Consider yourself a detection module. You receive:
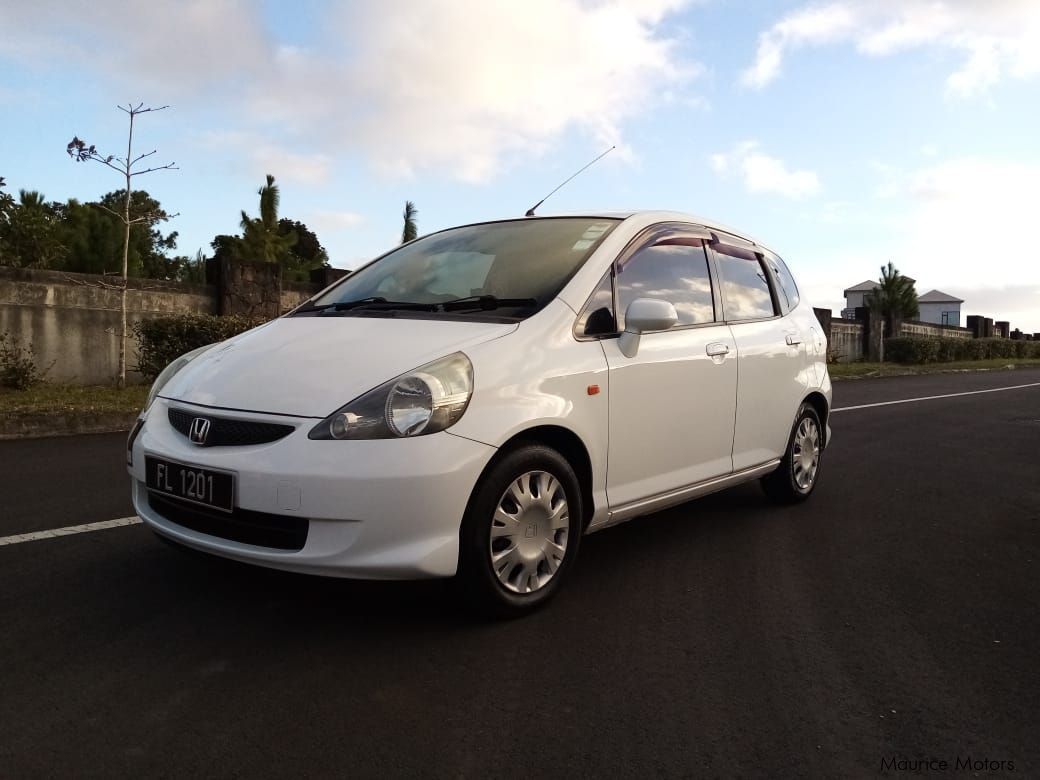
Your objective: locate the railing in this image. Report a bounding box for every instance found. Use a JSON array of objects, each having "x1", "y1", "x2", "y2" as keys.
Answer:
[{"x1": 900, "y1": 320, "x2": 973, "y2": 340}]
